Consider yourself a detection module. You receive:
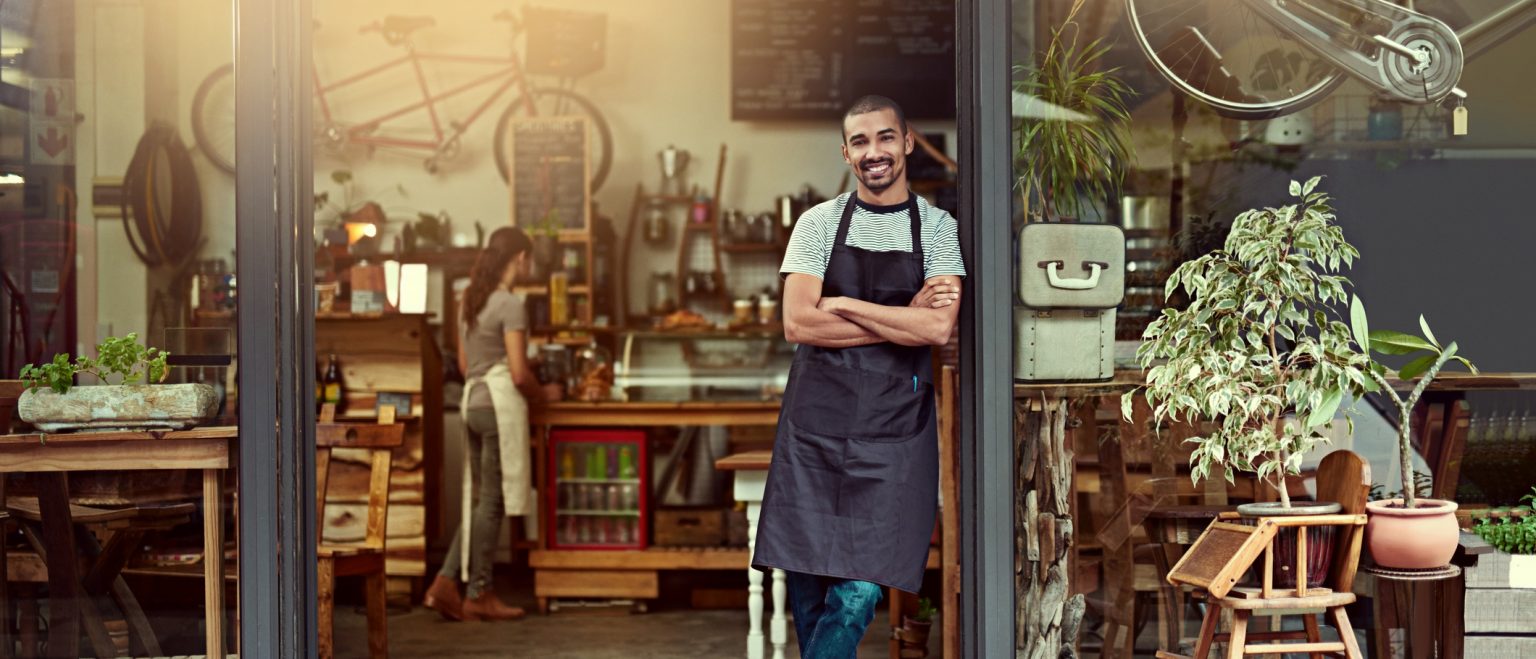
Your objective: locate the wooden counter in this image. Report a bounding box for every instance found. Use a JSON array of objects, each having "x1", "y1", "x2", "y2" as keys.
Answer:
[
  {"x1": 526, "y1": 399, "x2": 780, "y2": 613},
  {"x1": 530, "y1": 400, "x2": 781, "y2": 427}
]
